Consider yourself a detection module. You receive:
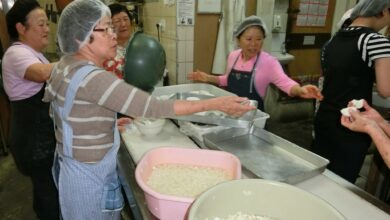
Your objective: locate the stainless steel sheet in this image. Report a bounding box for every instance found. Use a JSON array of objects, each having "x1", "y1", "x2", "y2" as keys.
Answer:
[
  {"x1": 152, "y1": 84, "x2": 269, "y2": 128},
  {"x1": 203, "y1": 127, "x2": 329, "y2": 184}
]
